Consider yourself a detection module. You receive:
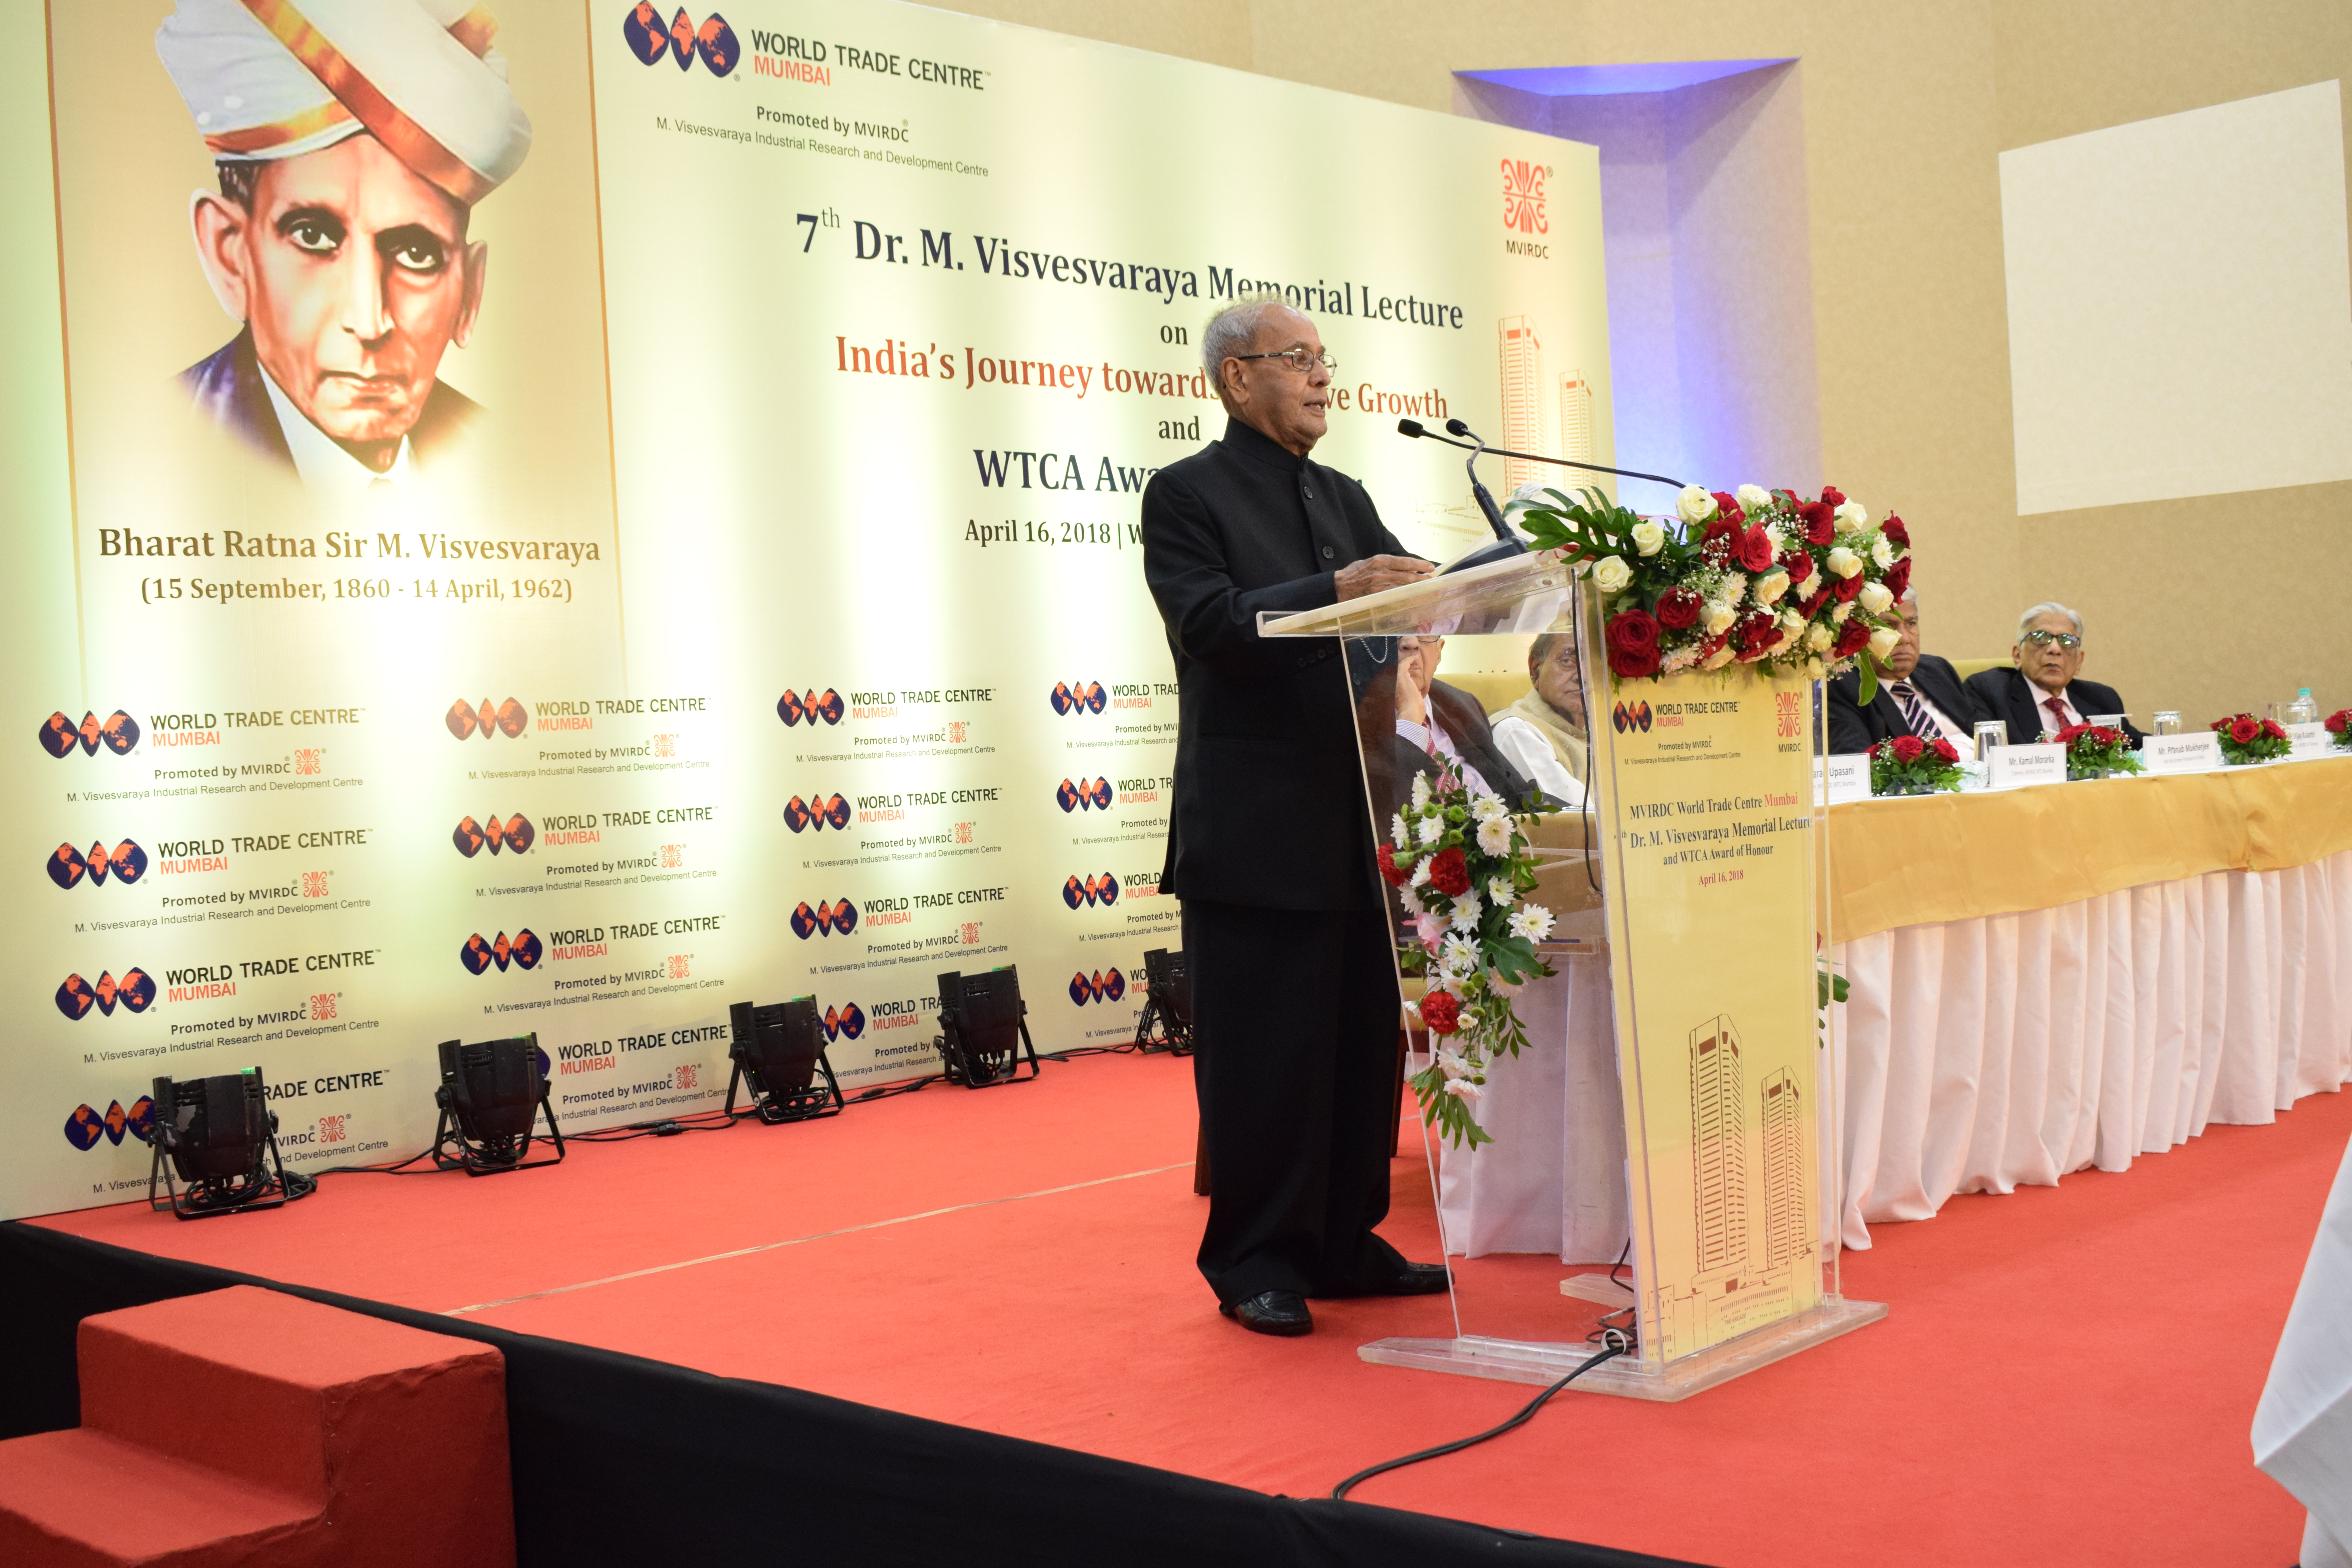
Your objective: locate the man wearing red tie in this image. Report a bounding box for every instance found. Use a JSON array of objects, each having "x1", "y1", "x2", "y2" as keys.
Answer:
[{"x1": 1964, "y1": 602, "x2": 2144, "y2": 748}]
